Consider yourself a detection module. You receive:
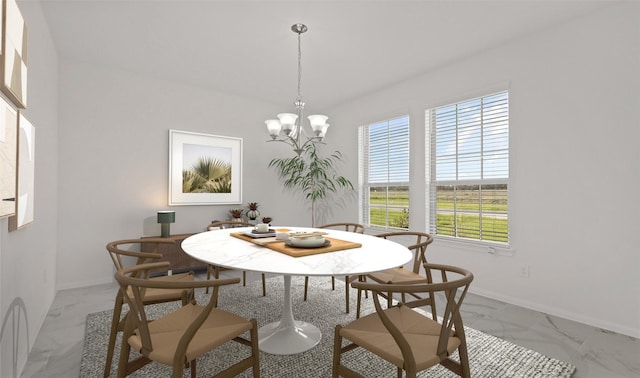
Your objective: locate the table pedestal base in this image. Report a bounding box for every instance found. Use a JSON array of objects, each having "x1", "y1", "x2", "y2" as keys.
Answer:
[
  {"x1": 258, "y1": 320, "x2": 321, "y2": 355},
  {"x1": 257, "y1": 275, "x2": 322, "y2": 354}
]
